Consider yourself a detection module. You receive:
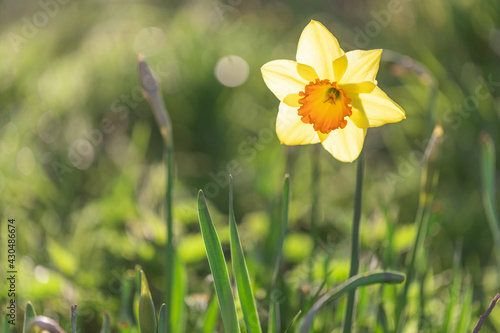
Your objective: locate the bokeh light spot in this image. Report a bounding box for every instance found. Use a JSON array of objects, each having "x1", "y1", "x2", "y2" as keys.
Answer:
[
  {"x1": 0, "y1": 171, "x2": 4, "y2": 194},
  {"x1": 215, "y1": 55, "x2": 249, "y2": 87},
  {"x1": 34, "y1": 265, "x2": 50, "y2": 284},
  {"x1": 1, "y1": 123, "x2": 19, "y2": 154},
  {"x1": 41, "y1": 210, "x2": 62, "y2": 236},
  {"x1": 16, "y1": 147, "x2": 36, "y2": 175},
  {"x1": 68, "y1": 139, "x2": 94, "y2": 170},
  {"x1": 489, "y1": 29, "x2": 500, "y2": 56},
  {"x1": 38, "y1": 110, "x2": 62, "y2": 143},
  {"x1": 134, "y1": 27, "x2": 165, "y2": 56}
]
